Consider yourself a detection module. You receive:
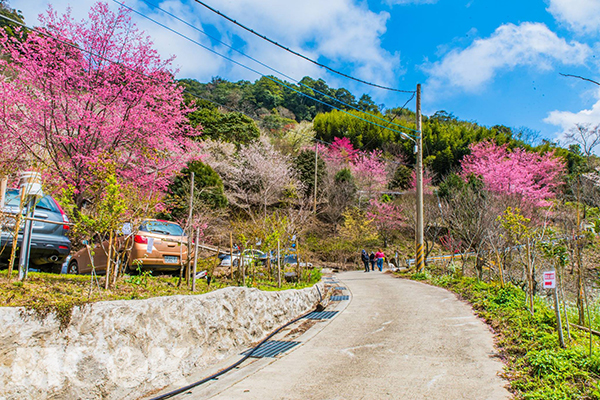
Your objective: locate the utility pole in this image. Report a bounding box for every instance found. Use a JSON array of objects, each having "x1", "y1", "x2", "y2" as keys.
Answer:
[
  {"x1": 415, "y1": 84, "x2": 424, "y2": 272},
  {"x1": 185, "y1": 172, "x2": 195, "y2": 285},
  {"x1": 313, "y1": 142, "x2": 319, "y2": 214}
]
